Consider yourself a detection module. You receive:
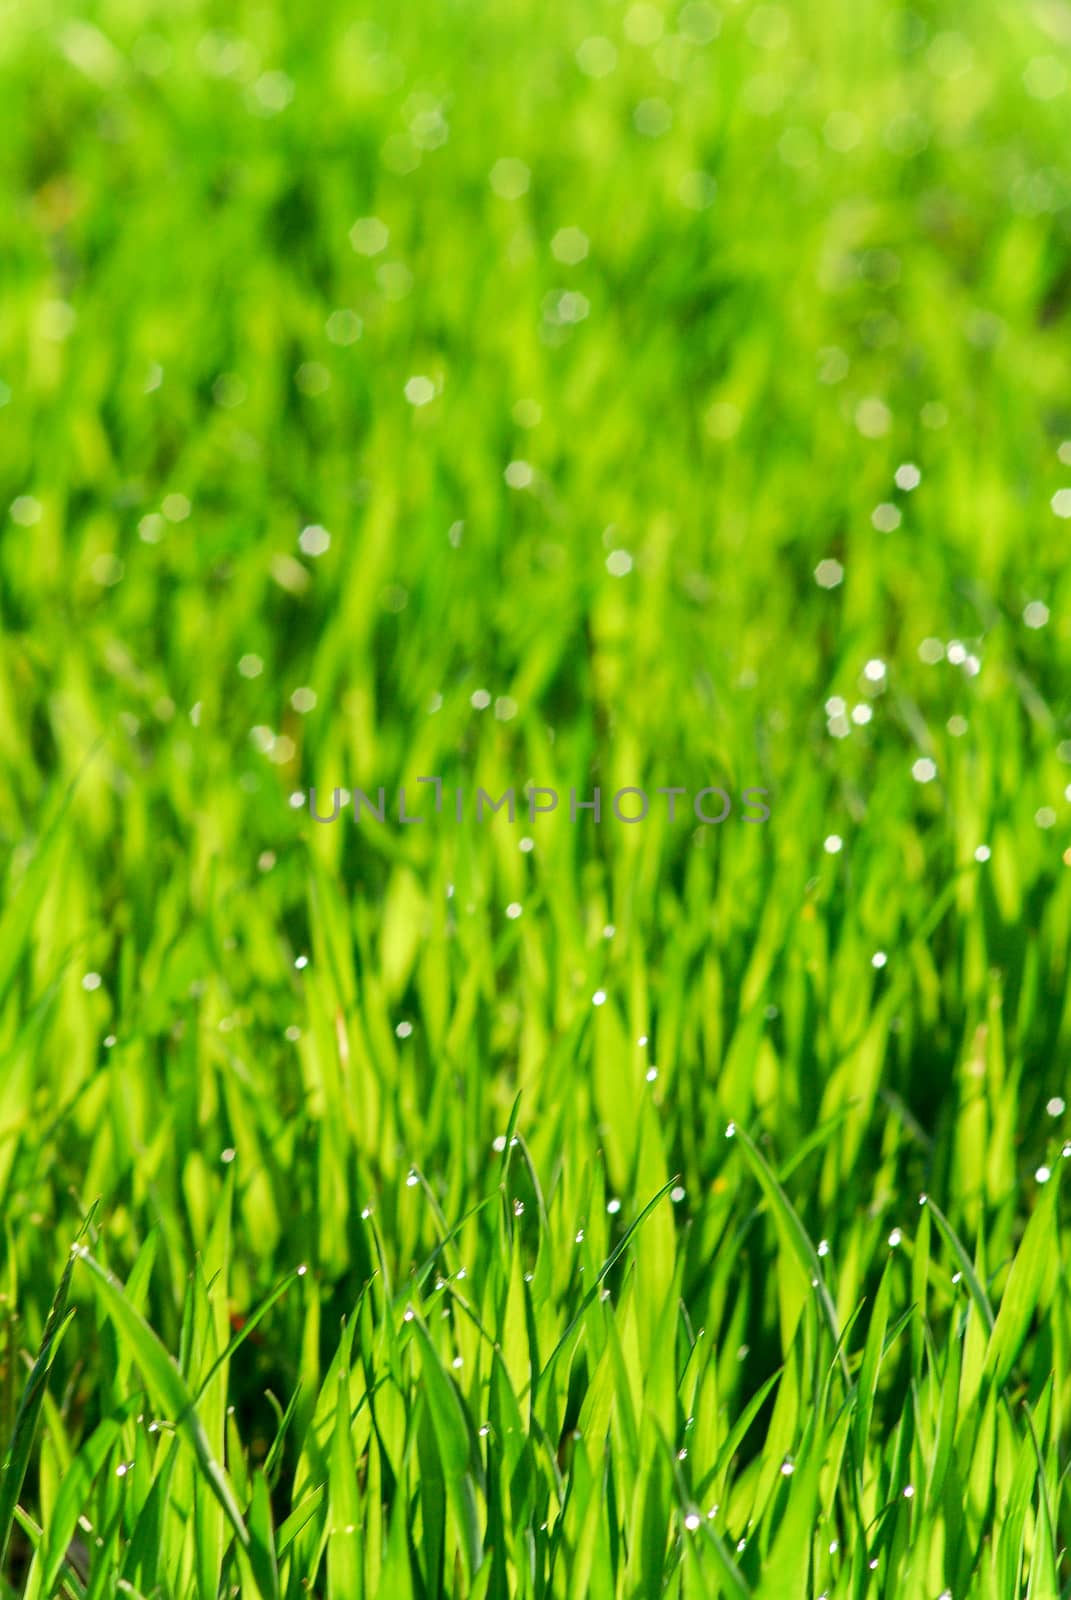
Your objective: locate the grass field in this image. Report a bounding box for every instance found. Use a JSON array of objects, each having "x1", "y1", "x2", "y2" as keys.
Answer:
[{"x1": 3, "y1": 0, "x2": 1071, "y2": 1595}]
